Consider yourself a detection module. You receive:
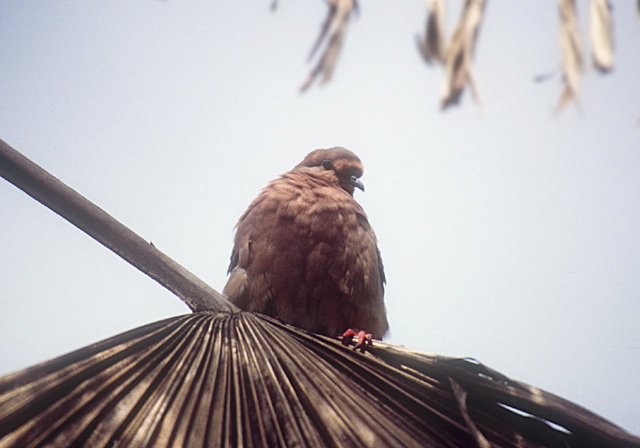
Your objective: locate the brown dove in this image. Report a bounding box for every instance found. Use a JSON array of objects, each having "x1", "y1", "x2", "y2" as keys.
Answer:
[{"x1": 223, "y1": 147, "x2": 388, "y2": 342}]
